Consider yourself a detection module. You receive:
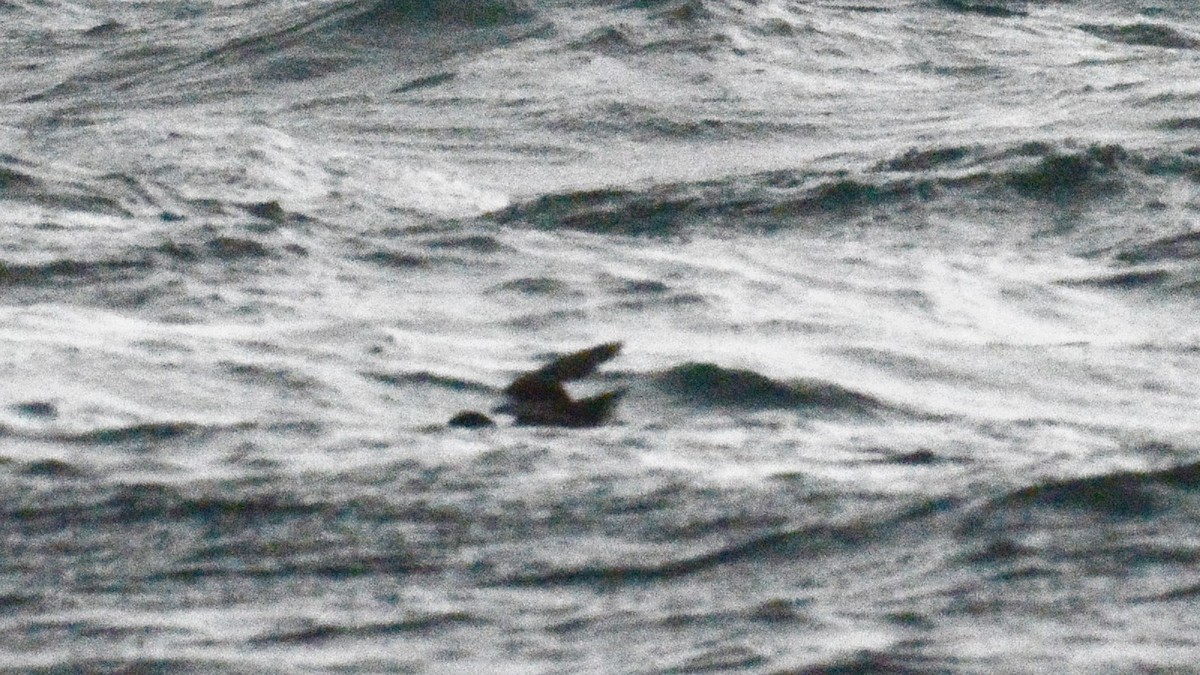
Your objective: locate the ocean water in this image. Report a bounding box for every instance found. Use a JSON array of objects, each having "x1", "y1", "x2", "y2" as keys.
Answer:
[{"x1": 2, "y1": 0, "x2": 1200, "y2": 672}]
